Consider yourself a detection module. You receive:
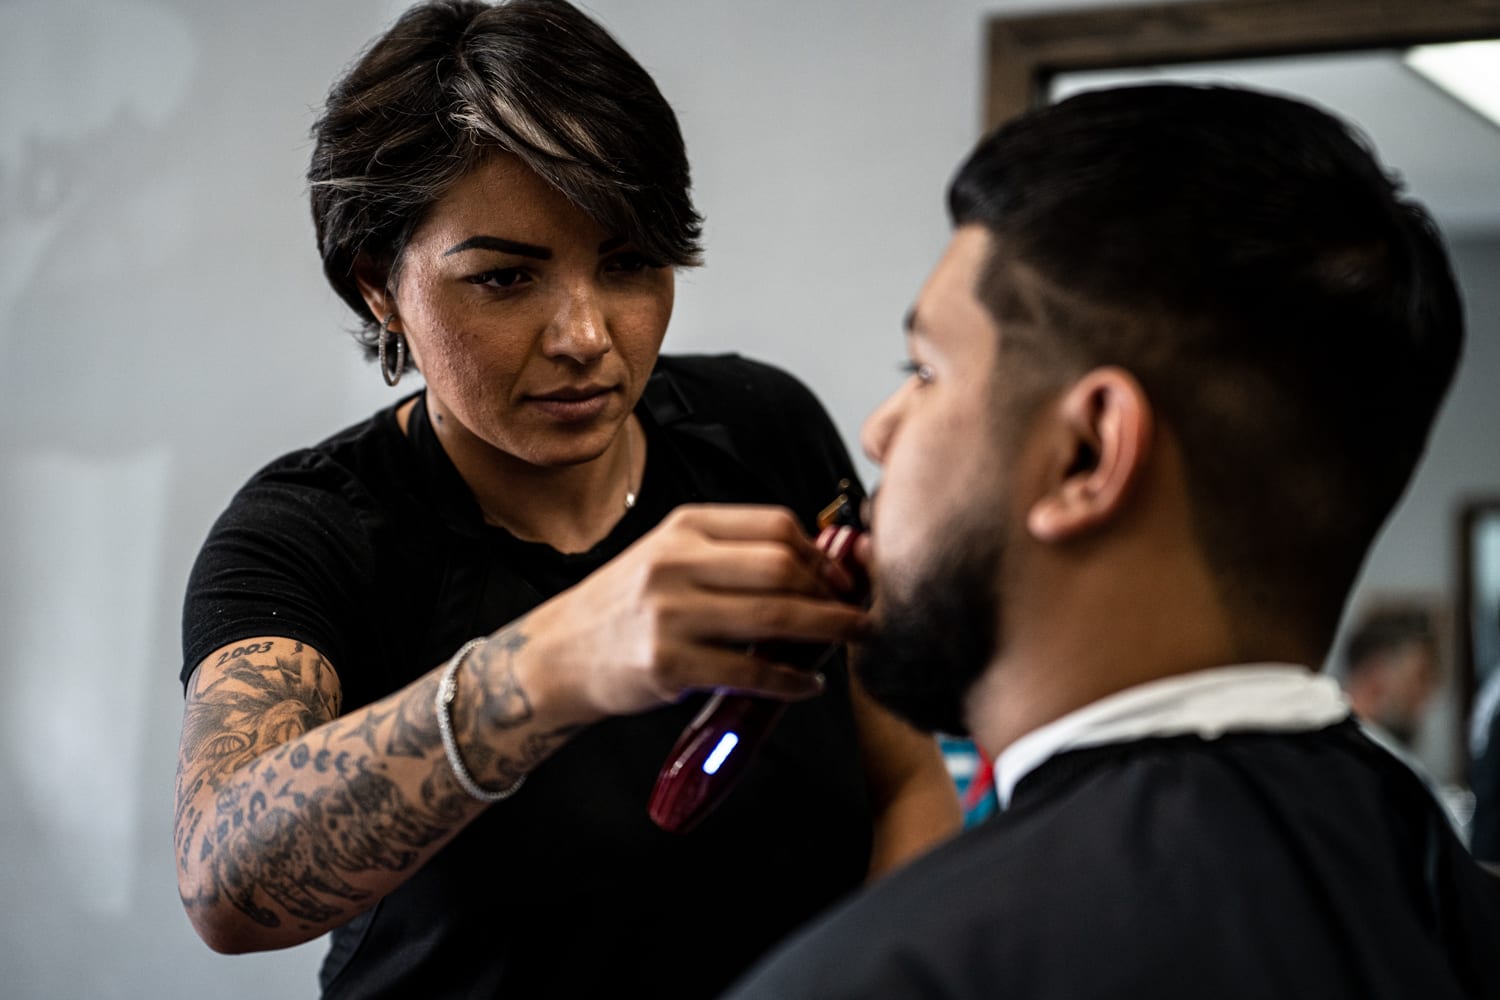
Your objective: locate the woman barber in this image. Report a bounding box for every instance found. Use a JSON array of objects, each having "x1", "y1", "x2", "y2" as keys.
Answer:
[{"x1": 172, "y1": 2, "x2": 961, "y2": 997}]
